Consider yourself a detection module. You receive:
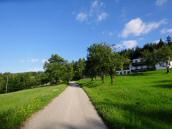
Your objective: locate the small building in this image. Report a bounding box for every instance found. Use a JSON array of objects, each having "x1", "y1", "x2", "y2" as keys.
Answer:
[
  {"x1": 116, "y1": 58, "x2": 153, "y2": 75},
  {"x1": 116, "y1": 63, "x2": 132, "y2": 75},
  {"x1": 116, "y1": 69, "x2": 131, "y2": 75},
  {"x1": 131, "y1": 58, "x2": 154, "y2": 72},
  {"x1": 155, "y1": 61, "x2": 172, "y2": 70},
  {"x1": 116, "y1": 58, "x2": 172, "y2": 75}
]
